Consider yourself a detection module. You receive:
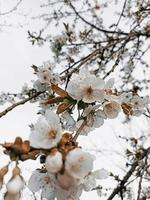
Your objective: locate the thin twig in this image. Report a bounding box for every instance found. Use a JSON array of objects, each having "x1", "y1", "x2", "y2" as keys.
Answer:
[
  {"x1": 68, "y1": 0, "x2": 128, "y2": 36},
  {"x1": 68, "y1": 0, "x2": 150, "y2": 38},
  {"x1": 0, "y1": 92, "x2": 43, "y2": 118},
  {"x1": 114, "y1": 0, "x2": 127, "y2": 31},
  {"x1": 136, "y1": 158, "x2": 148, "y2": 200},
  {"x1": 73, "y1": 120, "x2": 87, "y2": 141},
  {"x1": 60, "y1": 48, "x2": 100, "y2": 80},
  {"x1": 0, "y1": 0, "x2": 23, "y2": 16}
]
